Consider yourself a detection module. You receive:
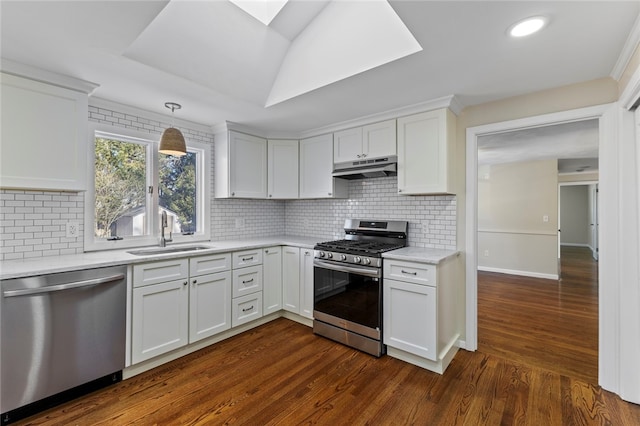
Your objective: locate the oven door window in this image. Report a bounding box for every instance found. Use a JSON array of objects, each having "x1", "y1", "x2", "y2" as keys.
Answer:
[{"x1": 314, "y1": 266, "x2": 381, "y2": 330}]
